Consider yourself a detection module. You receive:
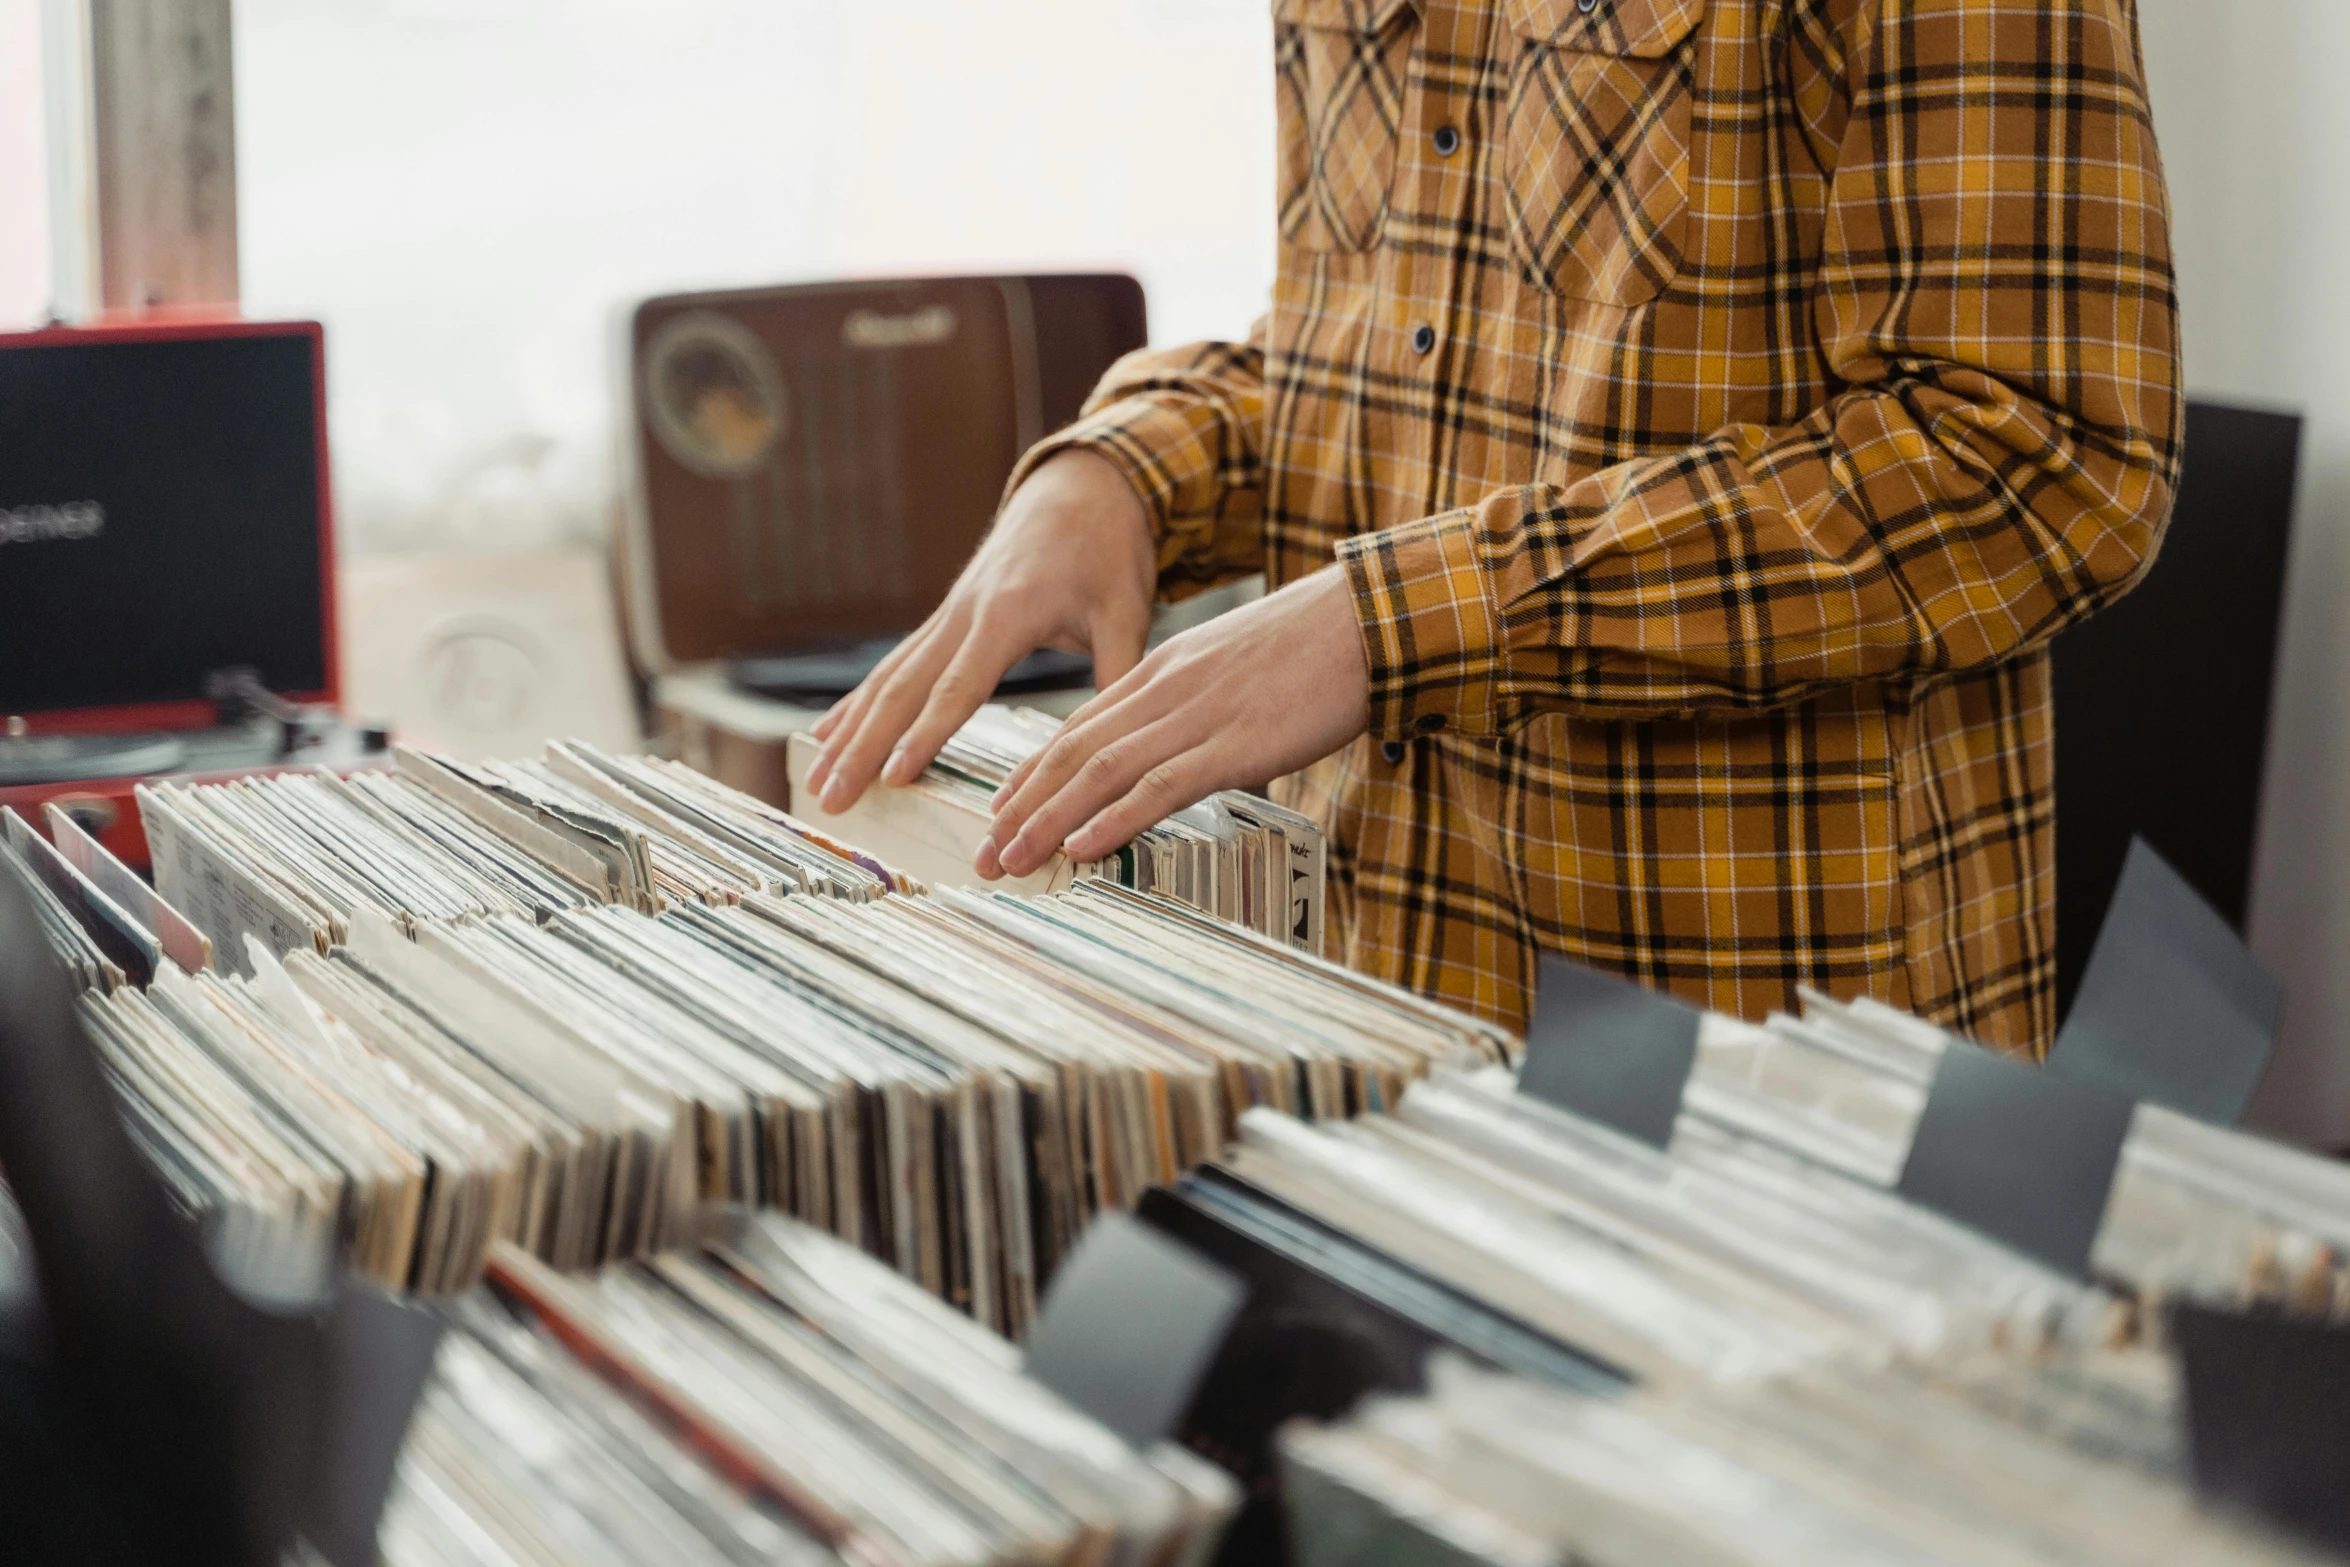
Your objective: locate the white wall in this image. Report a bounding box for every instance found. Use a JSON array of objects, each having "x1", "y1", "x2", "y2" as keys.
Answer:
[
  {"x1": 226, "y1": 0, "x2": 1275, "y2": 557},
  {"x1": 0, "y1": 1, "x2": 1273, "y2": 545},
  {"x1": 0, "y1": 0, "x2": 44, "y2": 322},
  {"x1": 2138, "y1": 0, "x2": 2350, "y2": 1145}
]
